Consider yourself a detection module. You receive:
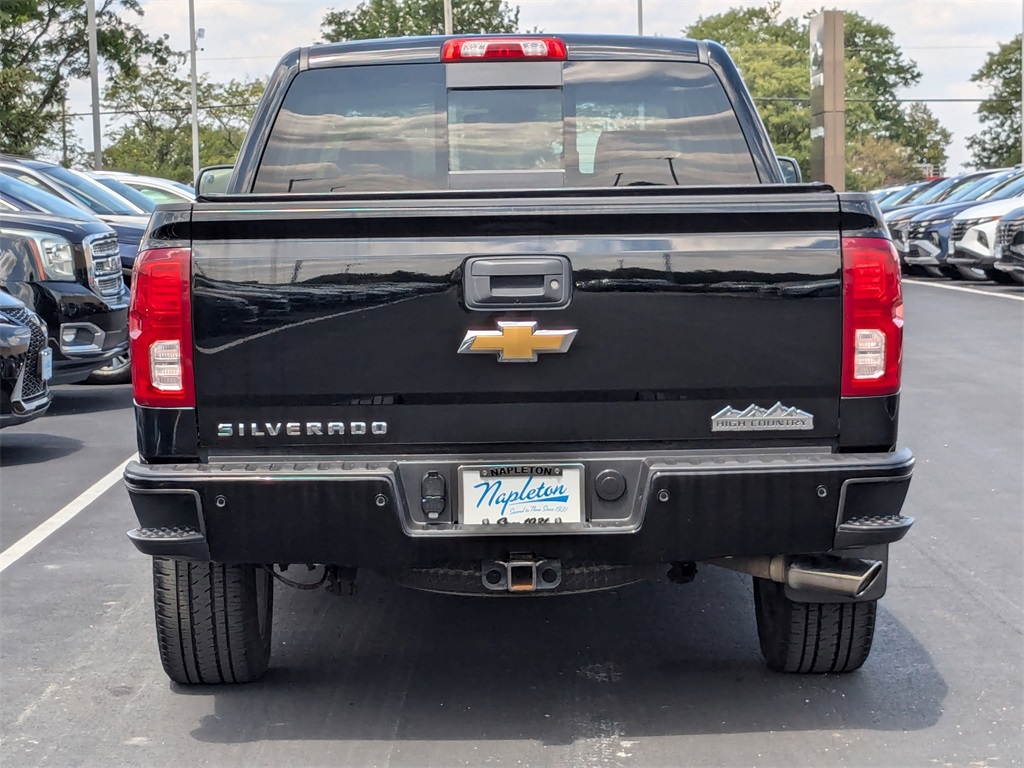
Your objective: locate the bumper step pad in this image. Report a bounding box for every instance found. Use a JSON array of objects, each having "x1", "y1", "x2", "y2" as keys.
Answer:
[
  {"x1": 128, "y1": 526, "x2": 208, "y2": 560},
  {"x1": 835, "y1": 514, "x2": 913, "y2": 548}
]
